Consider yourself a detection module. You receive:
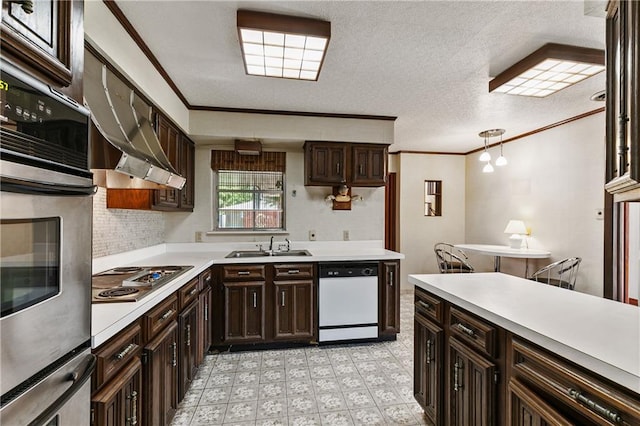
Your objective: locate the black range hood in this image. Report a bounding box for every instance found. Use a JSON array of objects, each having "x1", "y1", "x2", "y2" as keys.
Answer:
[{"x1": 84, "y1": 49, "x2": 185, "y2": 190}]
